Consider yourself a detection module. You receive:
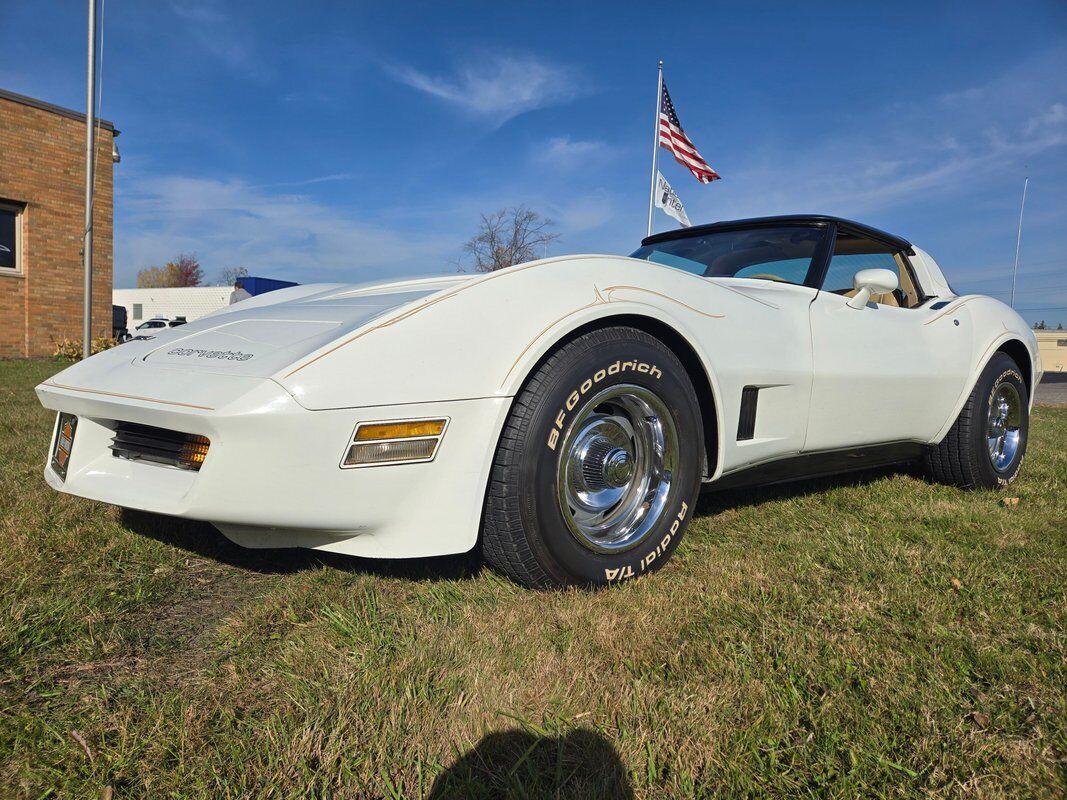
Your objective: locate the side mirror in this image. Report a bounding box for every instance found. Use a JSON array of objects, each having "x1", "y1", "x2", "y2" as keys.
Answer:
[{"x1": 847, "y1": 268, "x2": 899, "y2": 309}]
